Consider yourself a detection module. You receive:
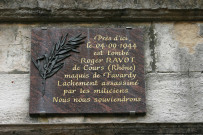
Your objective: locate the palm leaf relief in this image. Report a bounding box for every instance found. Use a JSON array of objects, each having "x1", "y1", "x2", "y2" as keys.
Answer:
[{"x1": 32, "y1": 33, "x2": 86, "y2": 96}]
